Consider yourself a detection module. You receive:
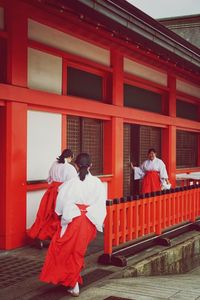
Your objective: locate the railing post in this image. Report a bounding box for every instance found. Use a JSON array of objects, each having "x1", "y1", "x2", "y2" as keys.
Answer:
[
  {"x1": 155, "y1": 191, "x2": 162, "y2": 235},
  {"x1": 103, "y1": 200, "x2": 113, "y2": 255}
]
